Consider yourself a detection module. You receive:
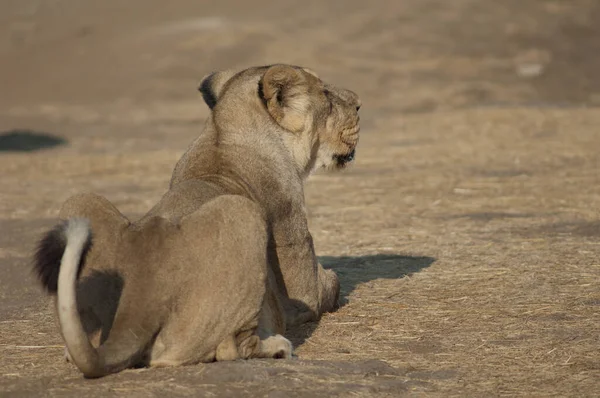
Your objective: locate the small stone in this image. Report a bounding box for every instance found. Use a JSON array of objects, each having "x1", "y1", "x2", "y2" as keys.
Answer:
[{"x1": 516, "y1": 63, "x2": 544, "y2": 78}]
